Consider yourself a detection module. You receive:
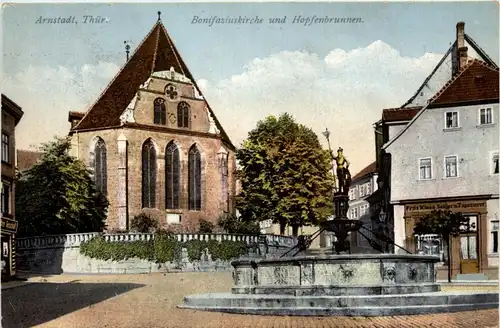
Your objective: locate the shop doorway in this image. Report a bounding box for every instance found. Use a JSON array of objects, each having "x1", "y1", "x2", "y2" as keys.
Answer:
[{"x1": 460, "y1": 215, "x2": 479, "y2": 274}]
